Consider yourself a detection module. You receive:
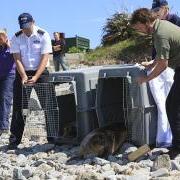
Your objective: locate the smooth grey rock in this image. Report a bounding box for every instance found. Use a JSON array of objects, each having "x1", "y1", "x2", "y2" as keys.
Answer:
[
  {"x1": 126, "y1": 174, "x2": 150, "y2": 180},
  {"x1": 32, "y1": 160, "x2": 46, "y2": 167},
  {"x1": 171, "y1": 160, "x2": 180, "y2": 171},
  {"x1": 6, "y1": 150, "x2": 16, "y2": 154},
  {"x1": 13, "y1": 168, "x2": 24, "y2": 179},
  {"x1": 16, "y1": 154, "x2": 28, "y2": 167},
  {"x1": 45, "y1": 170, "x2": 62, "y2": 178},
  {"x1": 116, "y1": 159, "x2": 124, "y2": 165},
  {"x1": 152, "y1": 154, "x2": 171, "y2": 171},
  {"x1": 151, "y1": 168, "x2": 169, "y2": 178},
  {"x1": 84, "y1": 158, "x2": 93, "y2": 164},
  {"x1": 101, "y1": 164, "x2": 112, "y2": 172},
  {"x1": 149, "y1": 148, "x2": 169, "y2": 161},
  {"x1": 36, "y1": 163, "x2": 53, "y2": 172},
  {"x1": 108, "y1": 155, "x2": 118, "y2": 162},
  {"x1": 76, "y1": 171, "x2": 104, "y2": 180},
  {"x1": 93, "y1": 157, "x2": 110, "y2": 166},
  {"x1": 139, "y1": 159, "x2": 153, "y2": 168},
  {"x1": 120, "y1": 143, "x2": 138, "y2": 154},
  {"x1": 59, "y1": 175, "x2": 77, "y2": 180},
  {"x1": 102, "y1": 170, "x2": 116, "y2": 178},
  {"x1": 1, "y1": 162, "x2": 12, "y2": 170},
  {"x1": 47, "y1": 160, "x2": 57, "y2": 167},
  {"x1": 29, "y1": 175, "x2": 41, "y2": 180},
  {"x1": 22, "y1": 168, "x2": 33, "y2": 178},
  {"x1": 111, "y1": 162, "x2": 124, "y2": 174}
]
